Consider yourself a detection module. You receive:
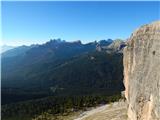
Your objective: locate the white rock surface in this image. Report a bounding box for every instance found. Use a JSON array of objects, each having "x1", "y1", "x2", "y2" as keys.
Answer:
[{"x1": 123, "y1": 21, "x2": 160, "y2": 120}]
